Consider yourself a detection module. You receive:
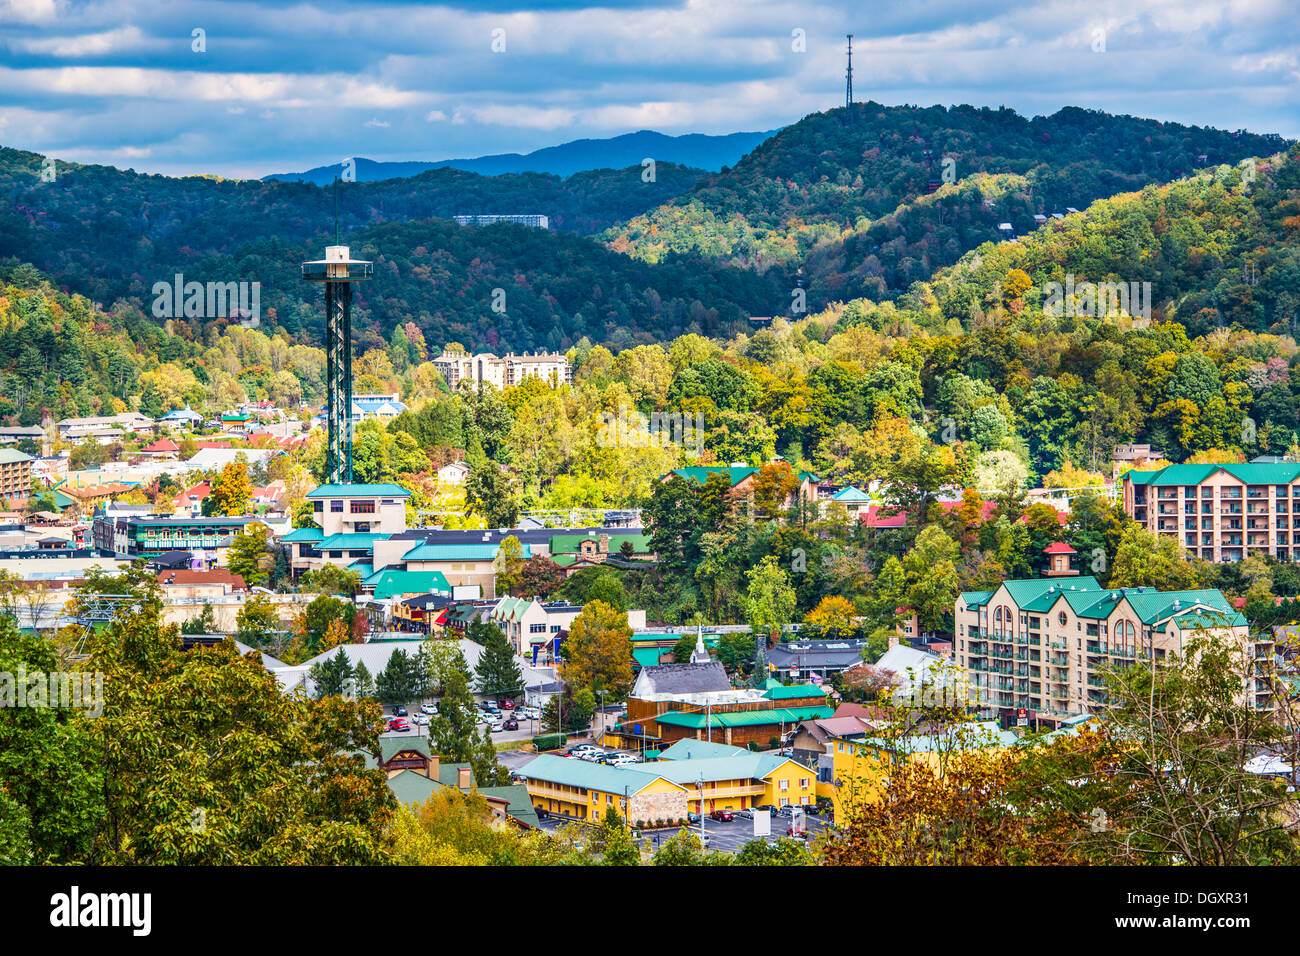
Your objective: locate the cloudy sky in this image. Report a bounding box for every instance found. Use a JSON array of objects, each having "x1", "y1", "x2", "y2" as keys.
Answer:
[{"x1": 1, "y1": 0, "x2": 1297, "y2": 179}]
